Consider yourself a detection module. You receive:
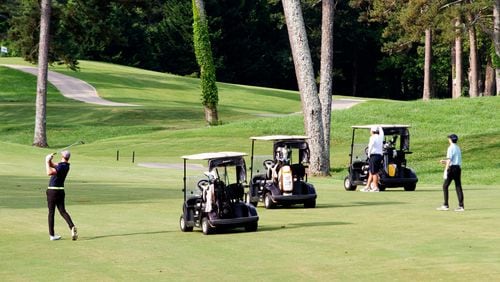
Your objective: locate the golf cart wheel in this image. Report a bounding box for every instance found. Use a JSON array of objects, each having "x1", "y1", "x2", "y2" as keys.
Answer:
[
  {"x1": 179, "y1": 215, "x2": 193, "y2": 232},
  {"x1": 264, "y1": 193, "x2": 275, "y2": 209},
  {"x1": 344, "y1": 176, "x2": 357, "y2": 191},
  {"x1": 304, "y1": 199, "x2": 316, "y2": 208},
  {"x1": 245, "y1": 222, "x2": 258, "y2": 232},
  {"x1": 202, "y1": 217, "x2": 215, "y2": 235},
  {"x1": 404, "y1": 183, "x2": 416, "y2": 191}
]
